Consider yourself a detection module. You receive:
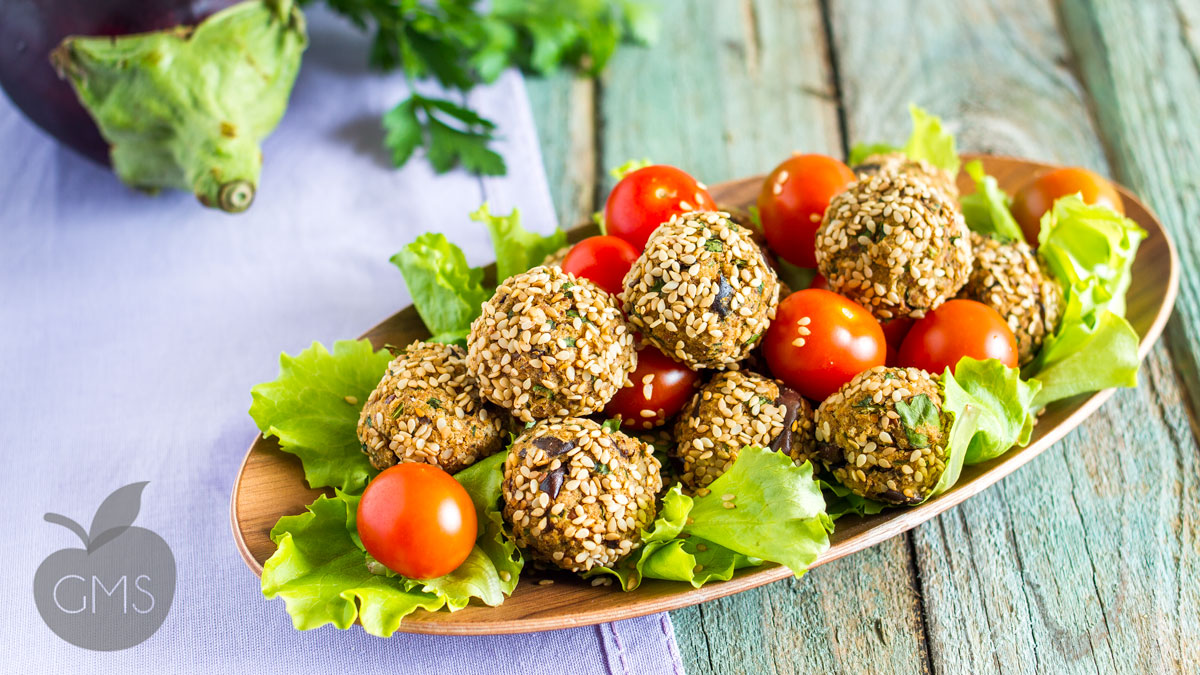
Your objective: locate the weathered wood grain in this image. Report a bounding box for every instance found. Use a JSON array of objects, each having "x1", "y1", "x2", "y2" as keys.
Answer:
[
  {"x1": 525, "y1": 72, "x2": 597, "y2": 228},
  {"x1": 596, "y1": 0, "x2": 930, "y2": 672},
  {"x1": 831, "y1": 0, "x2": 1198, "y2": 673},
  {"x1": 1057, "y1": 0, "x2": 1200, "y2": 668}
]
